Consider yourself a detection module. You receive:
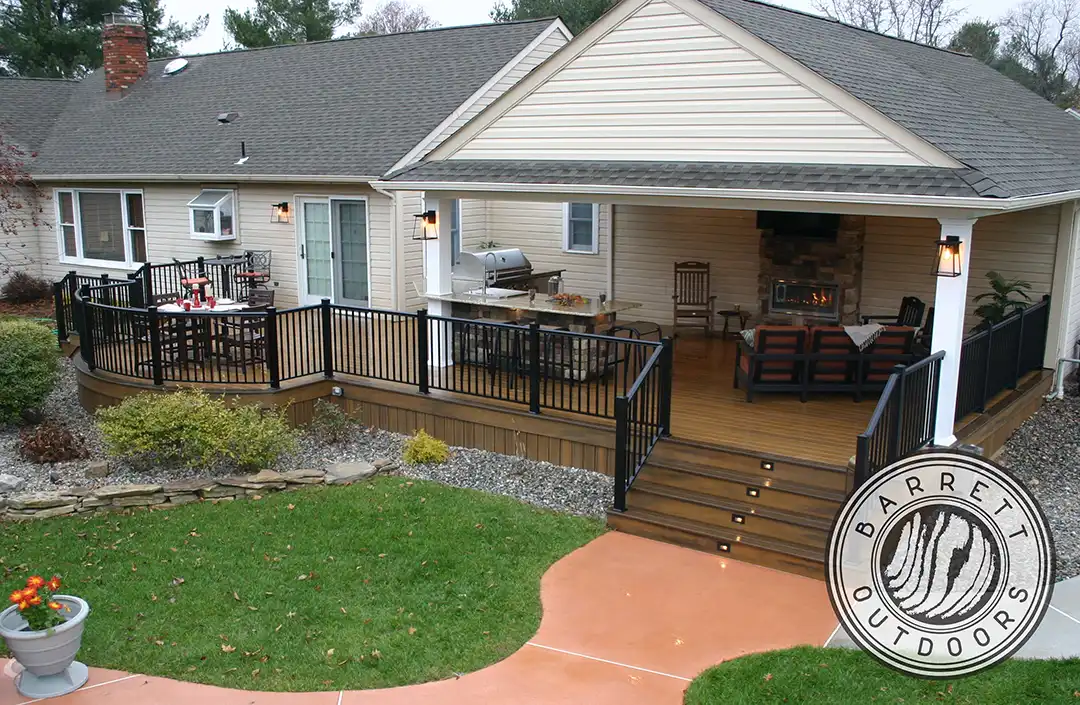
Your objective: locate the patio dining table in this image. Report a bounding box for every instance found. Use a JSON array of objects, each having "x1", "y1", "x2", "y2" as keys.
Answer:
[{"x1": 155, "y1": 299, "x2": 251, "y2": 363}]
